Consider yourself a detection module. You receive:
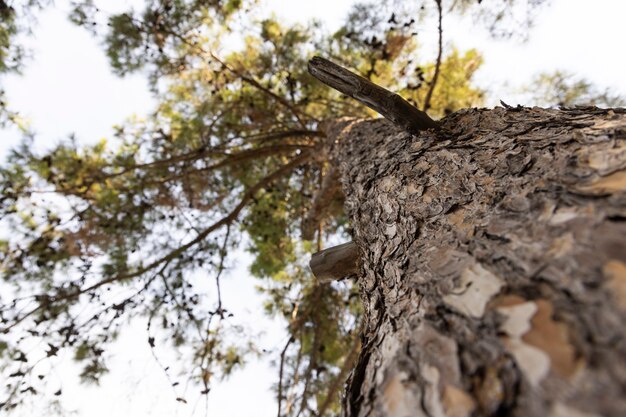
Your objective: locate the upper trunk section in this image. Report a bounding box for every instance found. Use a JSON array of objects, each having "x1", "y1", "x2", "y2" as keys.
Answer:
[{"x1": 333, "y1": 107, "x2": 626, "y2": 417}]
